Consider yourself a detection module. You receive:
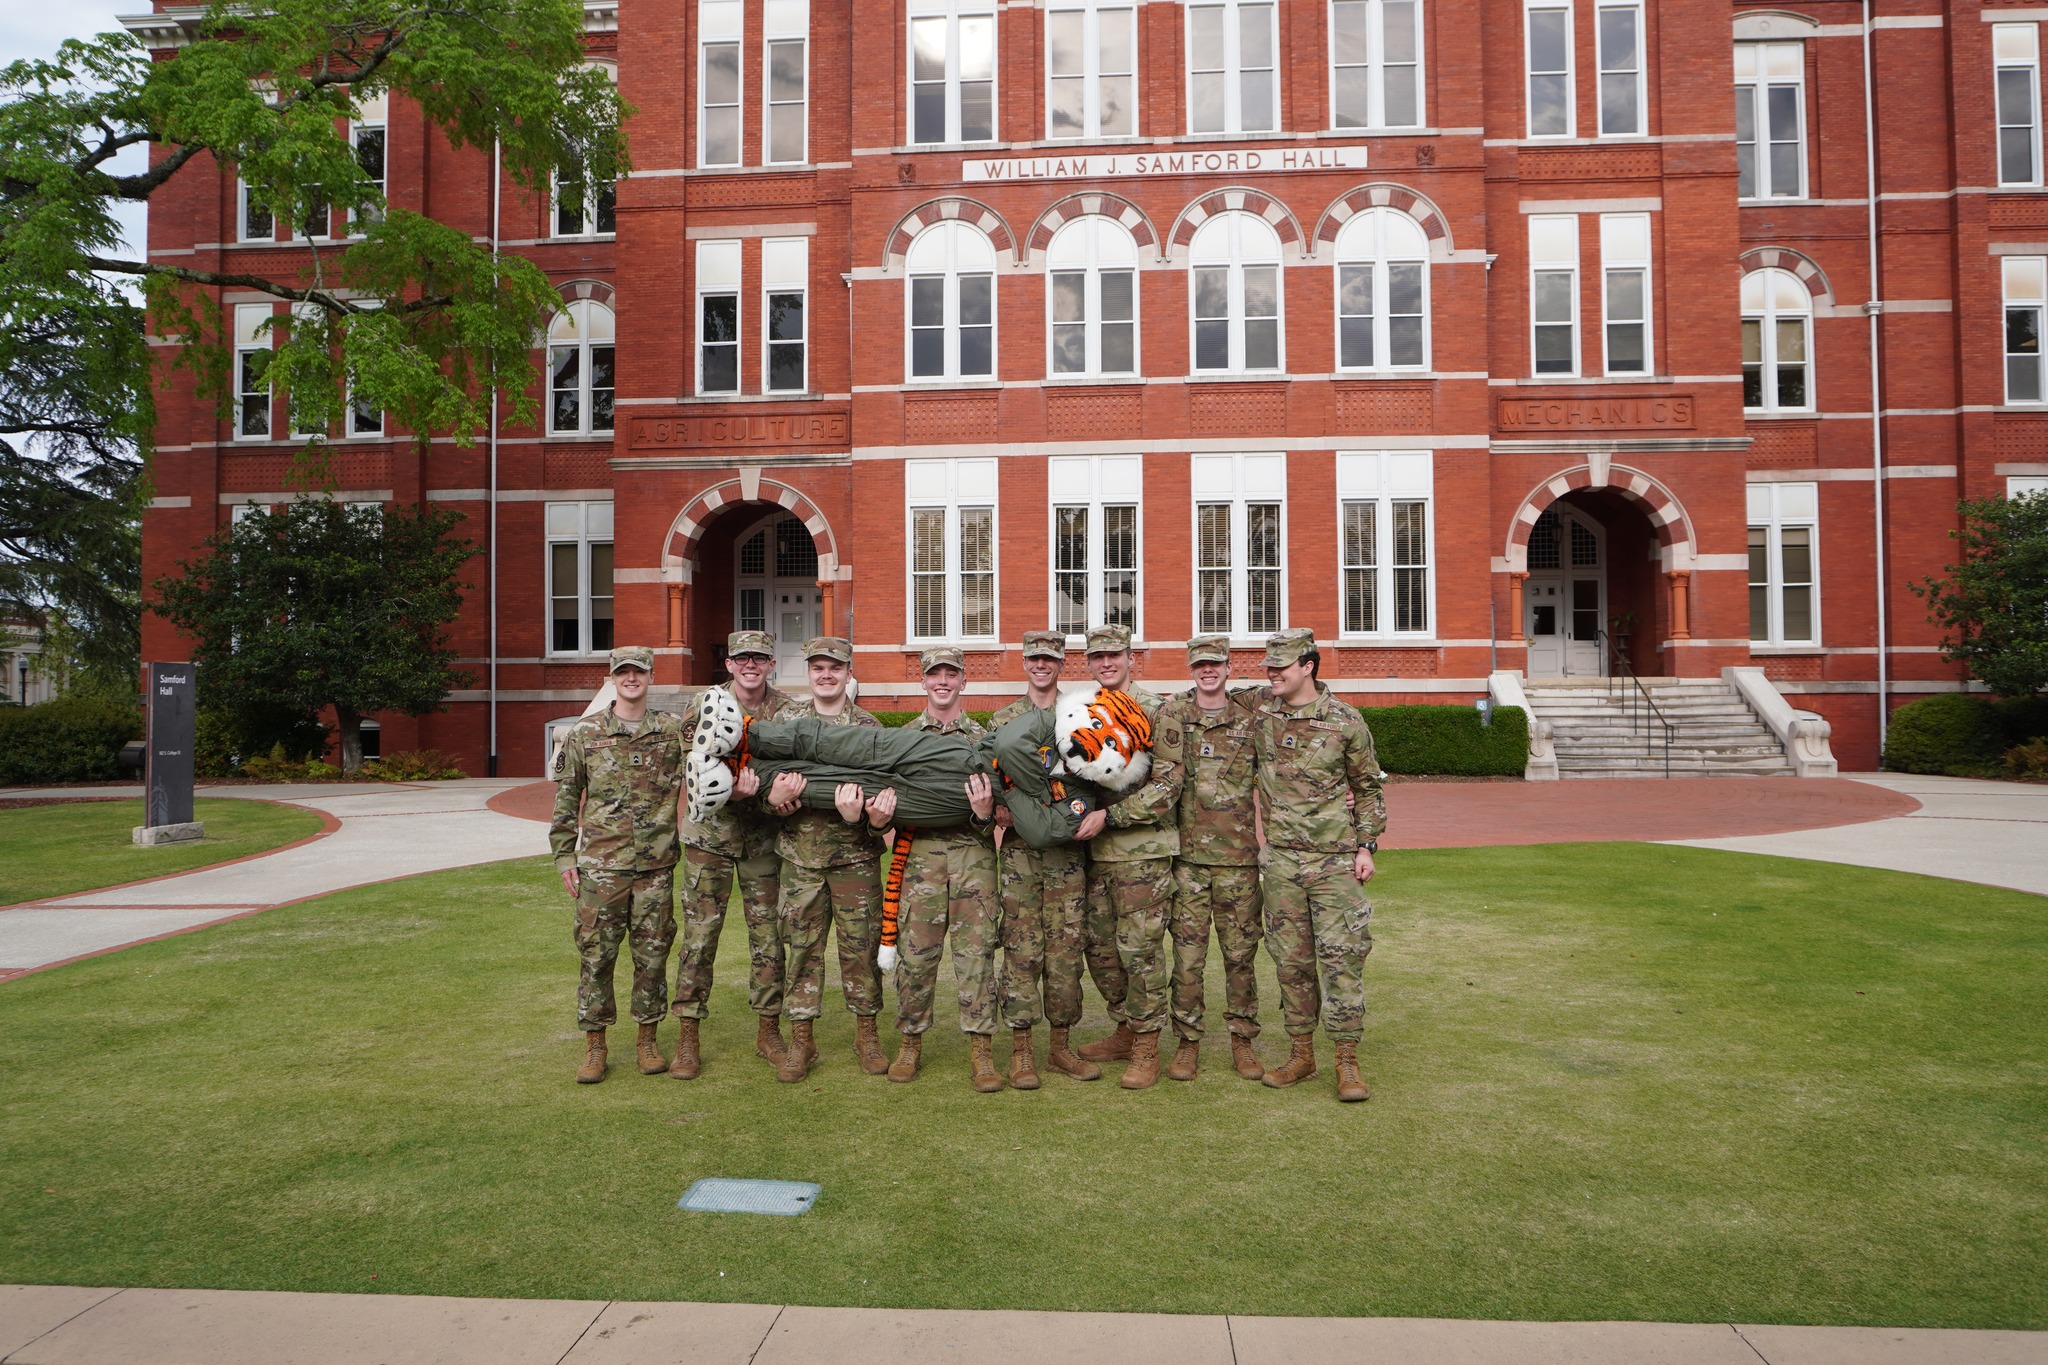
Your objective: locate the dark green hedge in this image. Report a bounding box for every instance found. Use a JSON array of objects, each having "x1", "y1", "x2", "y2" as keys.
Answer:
[
  {"x1": 0, "y1": 695, "x2": 144, "y2": 785},
  {"x1": 866, "y1": 702, "x2": 1526, "y2": 776},
  {"x1": 1883, "y1": 693, "x2": 2048, "y2": 777}
]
